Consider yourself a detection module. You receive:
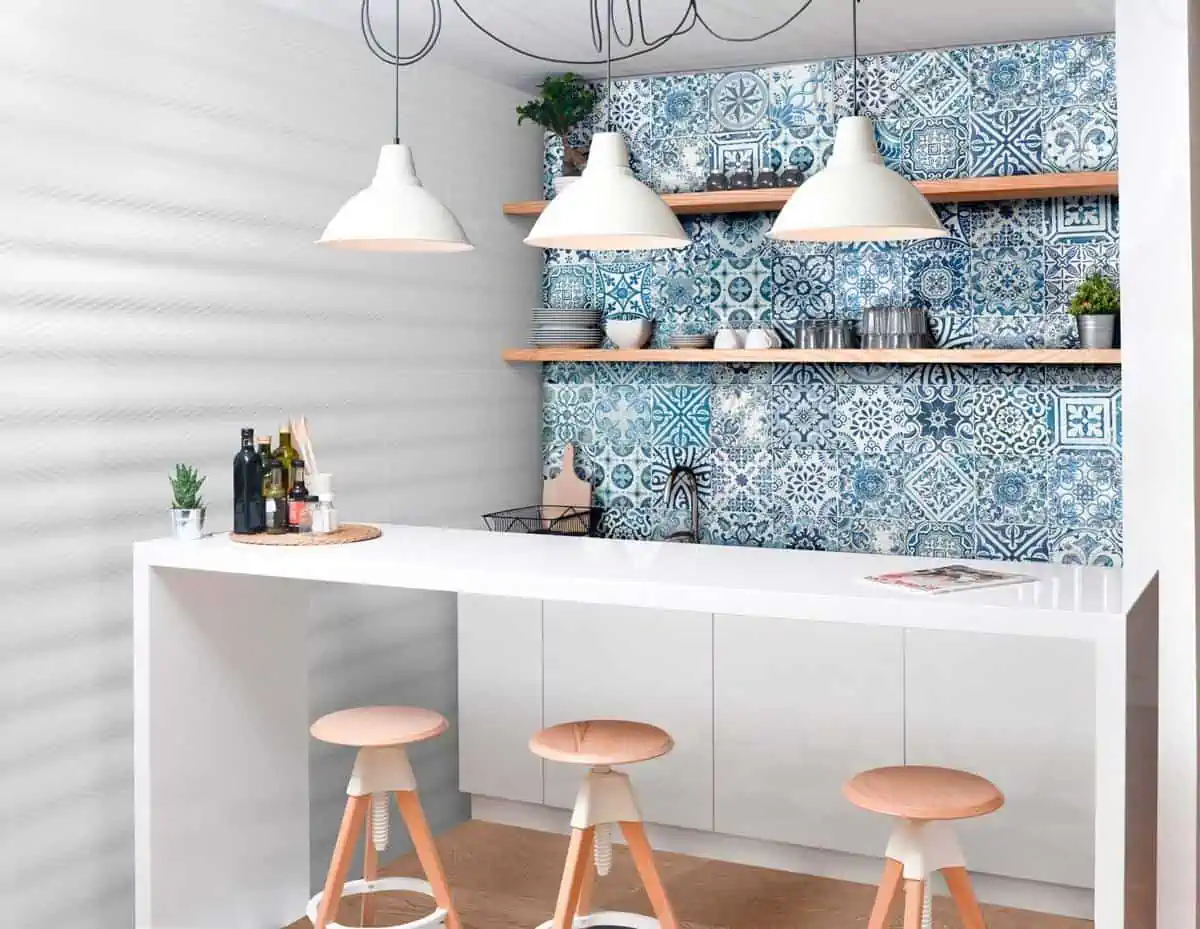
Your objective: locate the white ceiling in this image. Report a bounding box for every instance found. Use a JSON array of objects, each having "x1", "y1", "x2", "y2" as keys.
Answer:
[{"x1": 275, "y1": 0, "x2": 1114, "y2": 89}]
